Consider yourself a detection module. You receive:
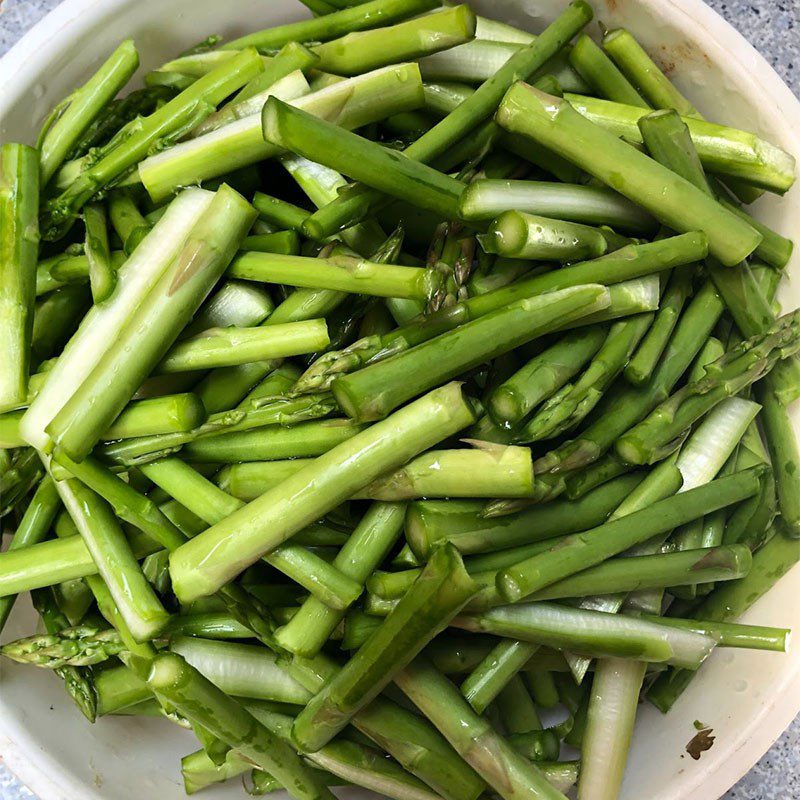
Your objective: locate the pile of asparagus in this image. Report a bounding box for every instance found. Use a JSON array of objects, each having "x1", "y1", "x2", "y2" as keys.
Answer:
[{"x1": 1, "y1": 0, "x2": 798, "y2": 798}]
